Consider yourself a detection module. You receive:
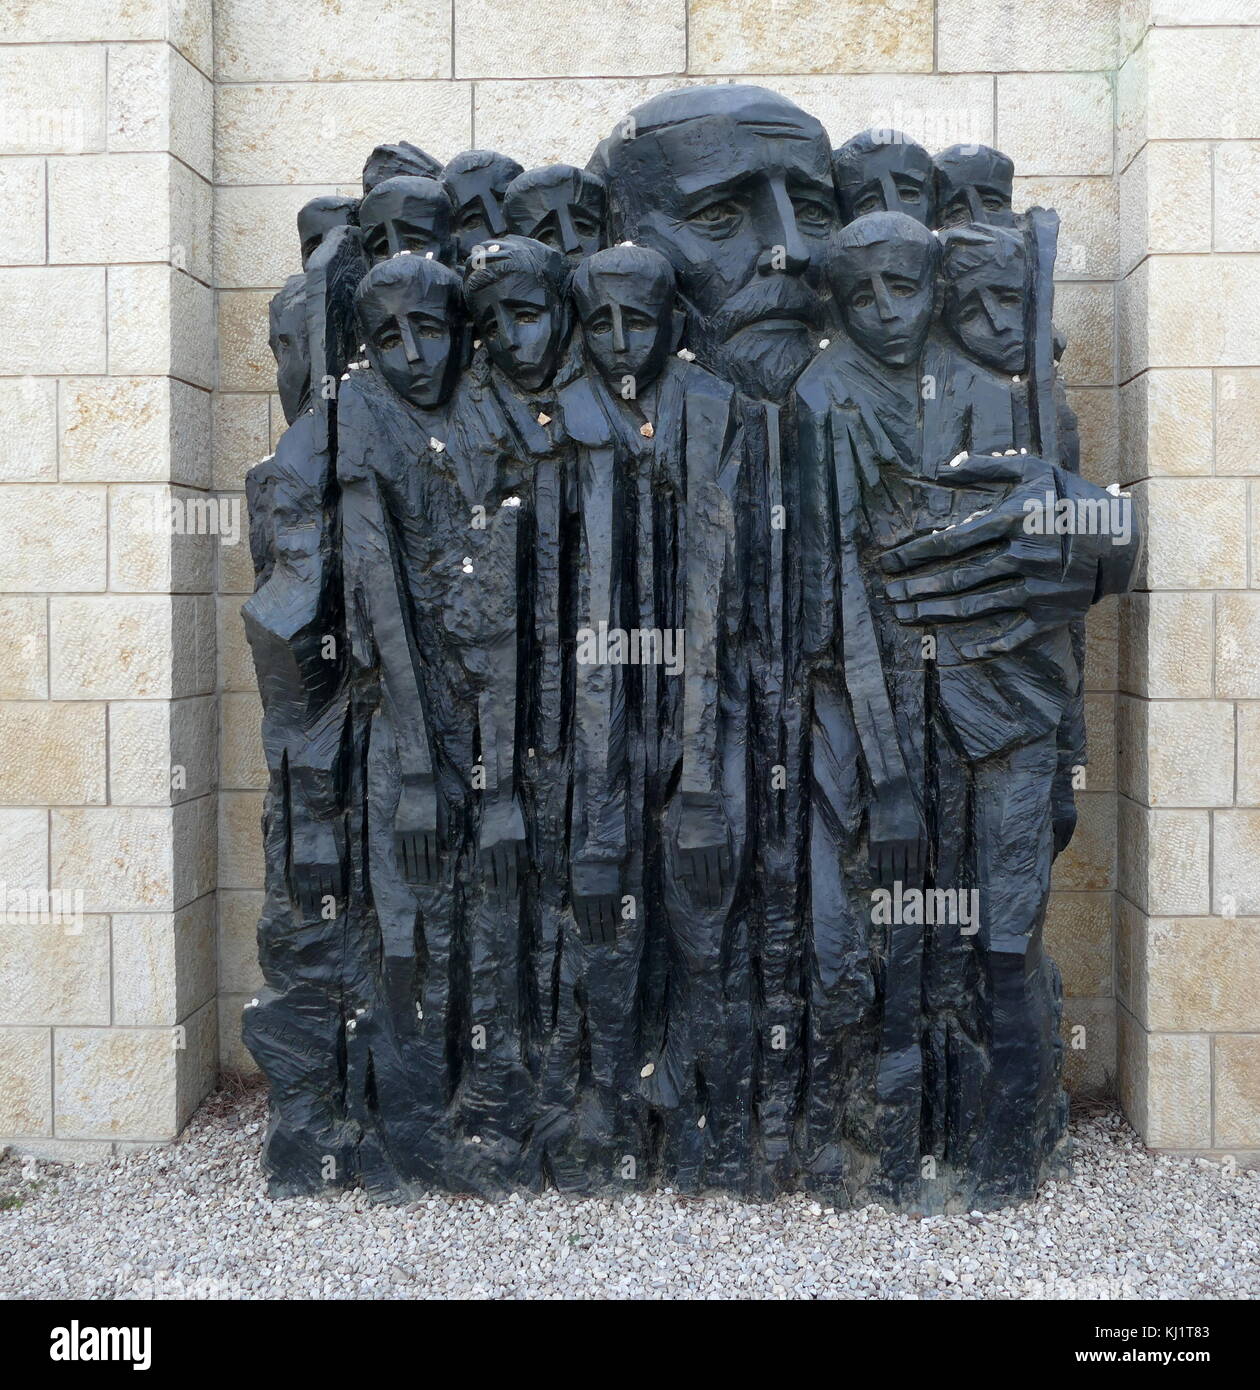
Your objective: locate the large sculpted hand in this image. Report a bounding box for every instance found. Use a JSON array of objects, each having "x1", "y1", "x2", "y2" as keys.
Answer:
[
  {"x1": 290, "y1": 817, "x2": 345, "y2": 924},
  {"x1": 394, "y1": 776, "x2": 442, "y2": 887},
  {"x1": 880, "y1": 452, "x2": 1136, "y2": 660},
  {"x1": 867, "y1": 787, "x2": 928, "y2": 889},
  {"x1": 571, "y1": 858, "x2": 622, "y2": 947},
  {"x1": 675, "y1": 791, "x2": 733, "y2": 910},
  {"x1": 477, "y1": 794, "x2": 526, "y2": 903}
]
